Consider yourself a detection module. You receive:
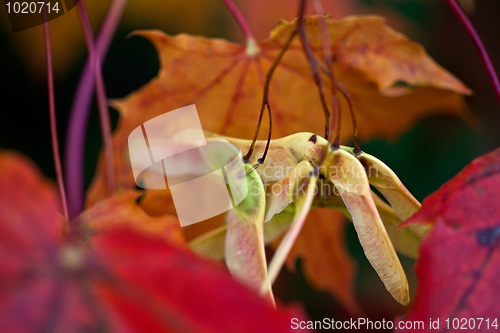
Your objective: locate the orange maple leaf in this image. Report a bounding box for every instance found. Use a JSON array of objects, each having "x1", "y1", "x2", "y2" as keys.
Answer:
[{"x1": 87, "y1": 15, "x2": 471, "y2": 205}]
